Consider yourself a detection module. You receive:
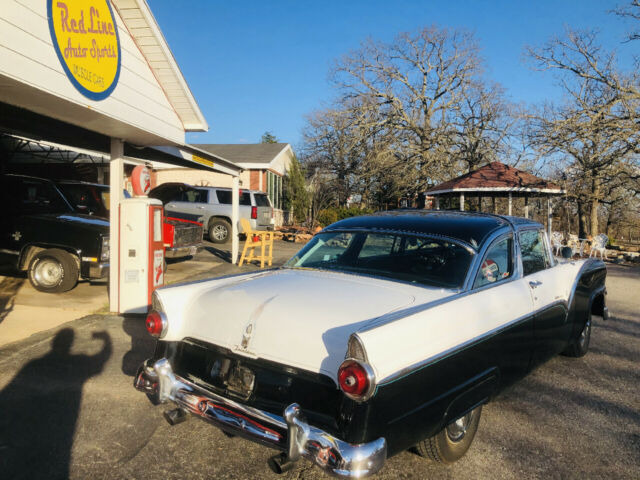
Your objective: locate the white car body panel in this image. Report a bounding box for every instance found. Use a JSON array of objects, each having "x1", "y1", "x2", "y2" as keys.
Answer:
[
  {"x1": 359, "y1": 260, "x2": 584, "y2": 382},
  {"x1": 156, "y1": 268, "x2": 456, "y2": 381}
]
